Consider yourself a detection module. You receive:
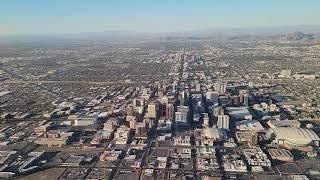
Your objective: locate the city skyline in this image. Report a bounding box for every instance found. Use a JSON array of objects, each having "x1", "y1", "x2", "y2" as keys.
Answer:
[{"x1": 1, "y1": 1, "x2": 320, "y2": 179}]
